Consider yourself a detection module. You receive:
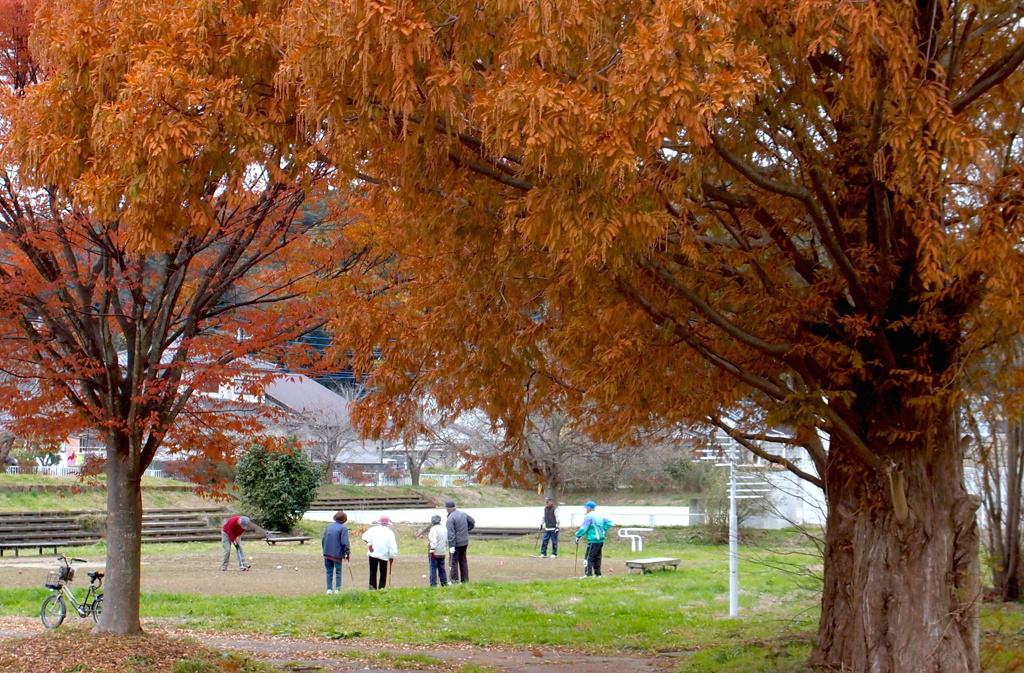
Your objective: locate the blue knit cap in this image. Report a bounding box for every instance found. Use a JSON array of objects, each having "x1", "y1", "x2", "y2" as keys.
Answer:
[{"x1": 585, "y1": 501, "x2": 596, "y2": 509}]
